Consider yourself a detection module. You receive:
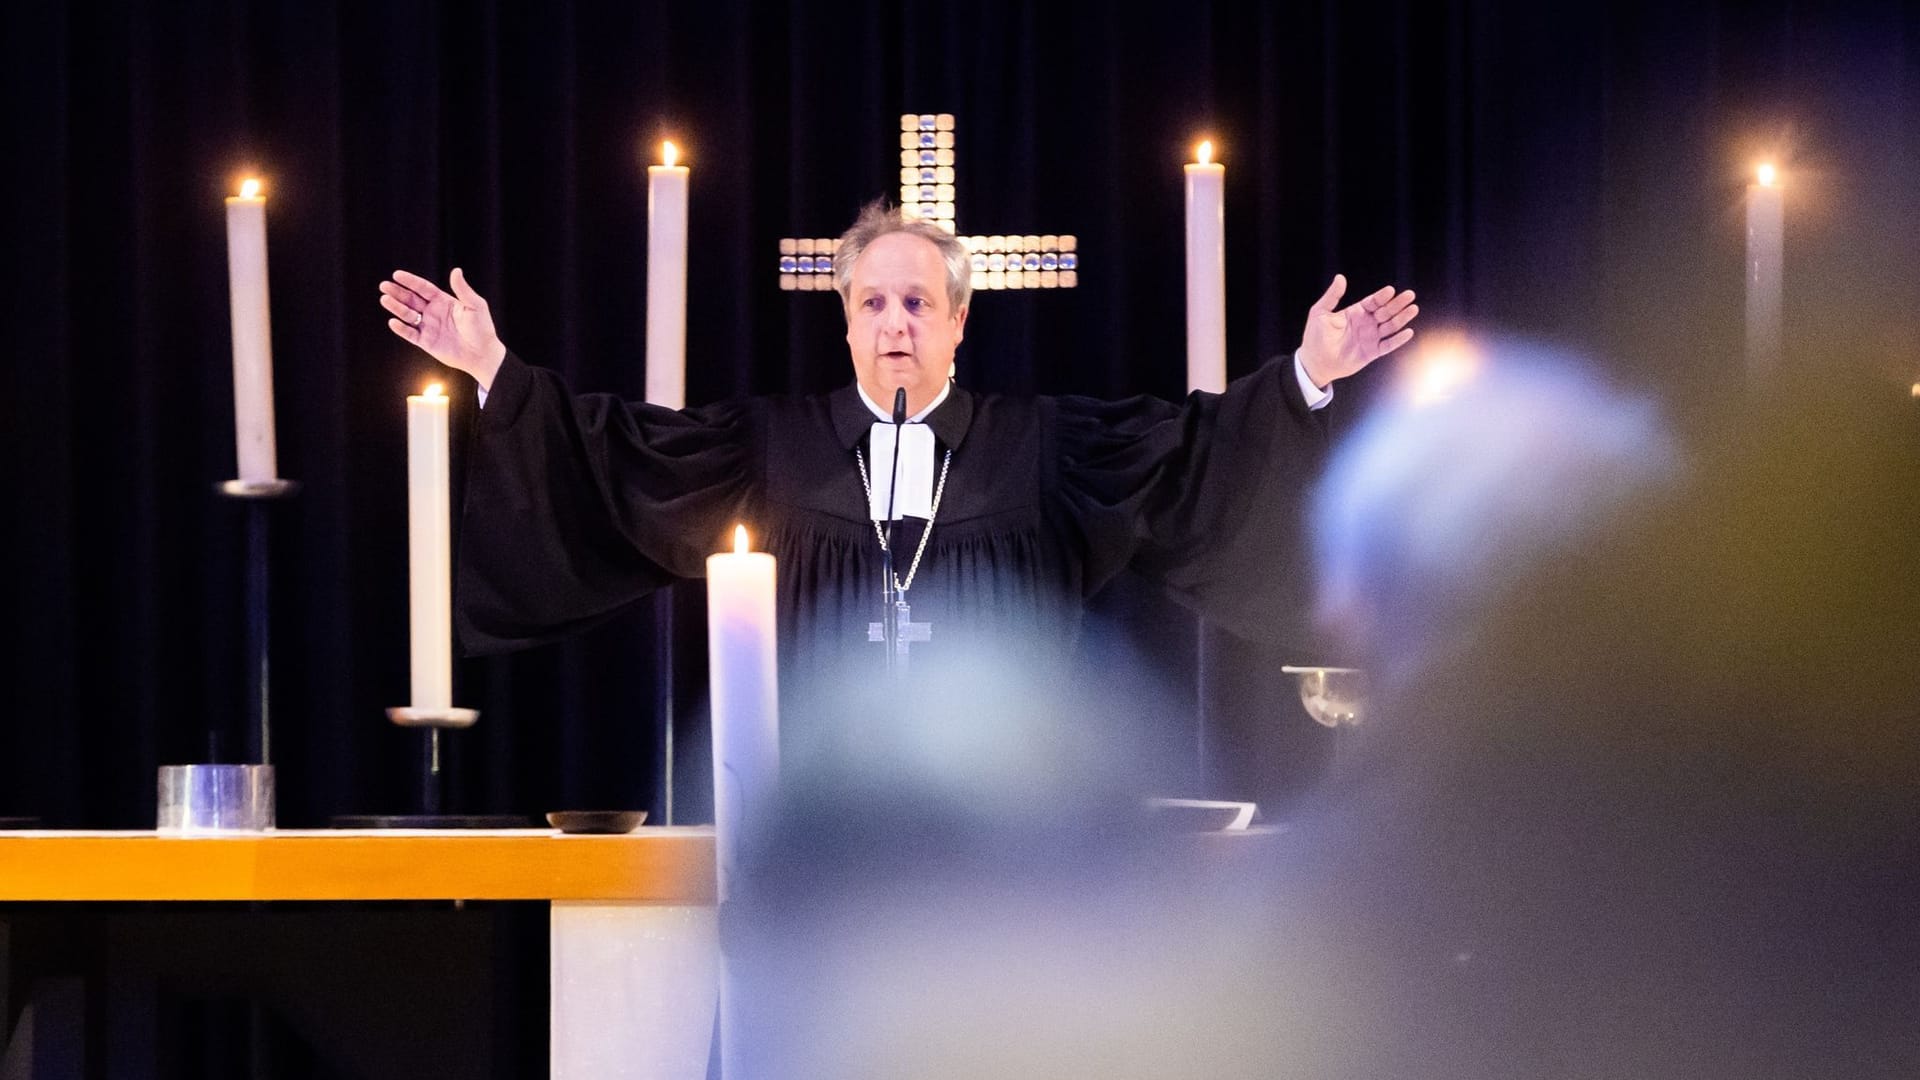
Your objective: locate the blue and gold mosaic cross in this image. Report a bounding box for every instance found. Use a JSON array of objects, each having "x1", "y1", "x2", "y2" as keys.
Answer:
[{"x1": 778, "y1": 113, "x2": 1080, "y2": 295}]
